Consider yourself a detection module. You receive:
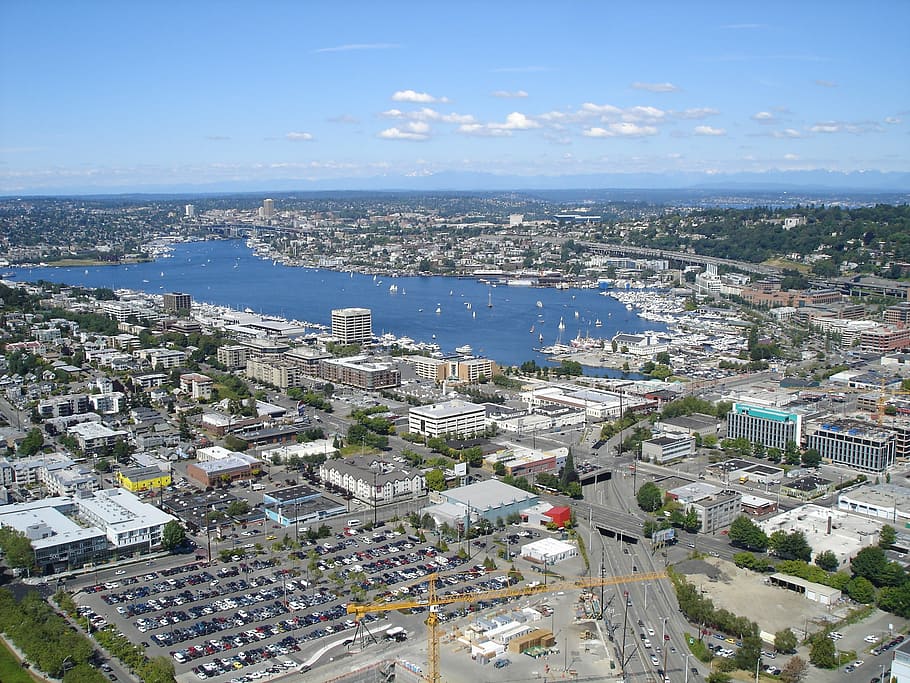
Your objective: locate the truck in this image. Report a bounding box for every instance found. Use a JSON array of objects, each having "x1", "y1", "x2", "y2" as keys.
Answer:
[
  {"x1": 251, "y1": 483, "x2": 265, "y2": 491},
  {"x1": 384, "y1": 626, "x2": 407, "y2": 641}
]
